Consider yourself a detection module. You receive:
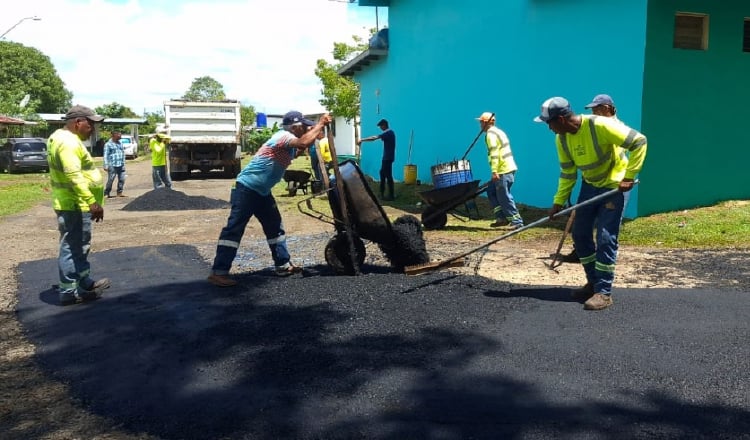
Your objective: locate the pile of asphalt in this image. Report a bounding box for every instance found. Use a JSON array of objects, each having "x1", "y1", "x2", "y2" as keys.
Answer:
[
  {"x1": 121, "y1": 187, "x2": 230, "y2": 211},
  {"x1": 15, "y1": 245, "x2": 750, "y2": 439}
]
